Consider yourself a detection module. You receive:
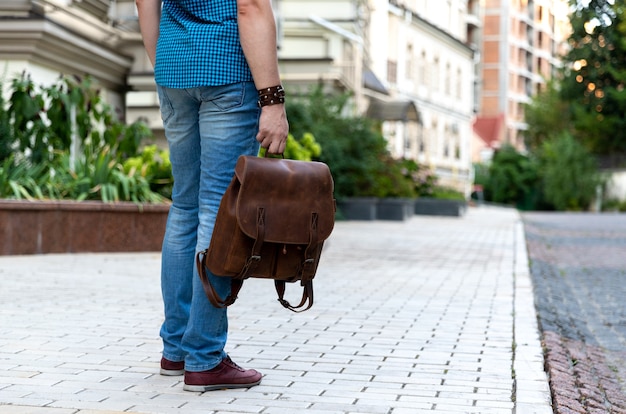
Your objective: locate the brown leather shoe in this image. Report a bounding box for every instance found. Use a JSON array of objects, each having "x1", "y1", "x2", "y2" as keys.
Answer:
[
  {"x1": 183, "y1": 356, "x2": 262, "y2": 392},
  {"x1": 160, "y1": 357, "x2": 184, "y2": 376}
]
